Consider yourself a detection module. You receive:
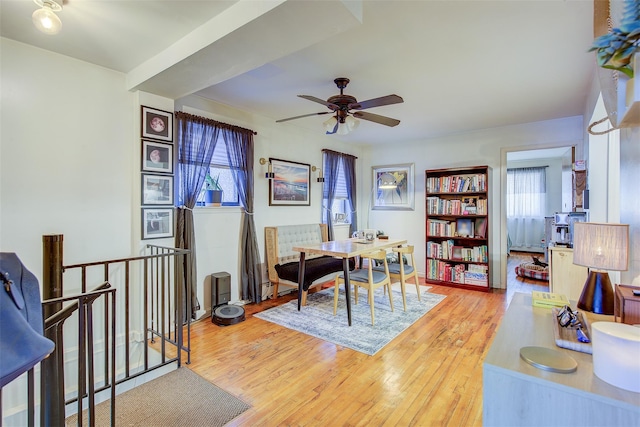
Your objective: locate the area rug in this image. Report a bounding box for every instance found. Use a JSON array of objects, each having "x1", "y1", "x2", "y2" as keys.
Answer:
[
  {"x1": 66, "y1": 367, "x2": 250, "y2": 426},
  {"x1": 254, "y1": 285, "x2": 445, "y2": 355}
]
